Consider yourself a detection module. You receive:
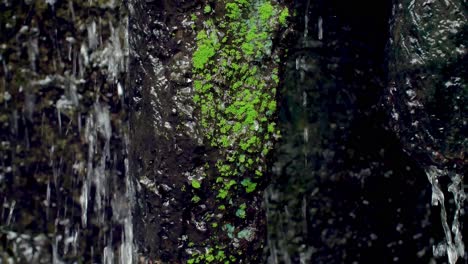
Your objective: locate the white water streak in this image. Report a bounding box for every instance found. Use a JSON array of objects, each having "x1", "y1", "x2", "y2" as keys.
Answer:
[
  {"x1": 426, "y1": 166, "x2": 465, "y2": 264},
  {"x1": 318, "y1": 17, "x2": 323, "y2": 40}
]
